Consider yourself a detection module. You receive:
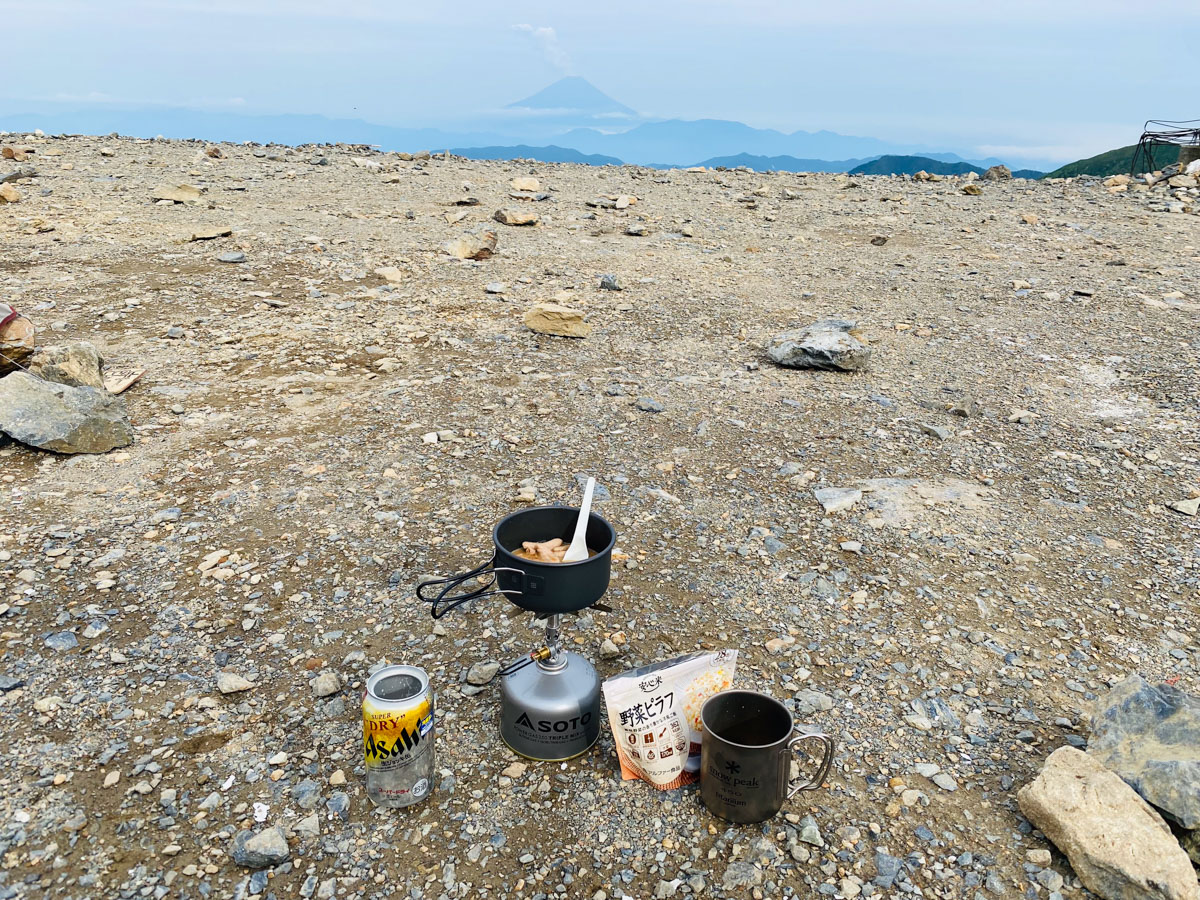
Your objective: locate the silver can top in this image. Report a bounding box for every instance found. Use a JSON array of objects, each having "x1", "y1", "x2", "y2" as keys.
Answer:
[{"x1": 366, "y1": 665, "x2": 429, "y2": 703}]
